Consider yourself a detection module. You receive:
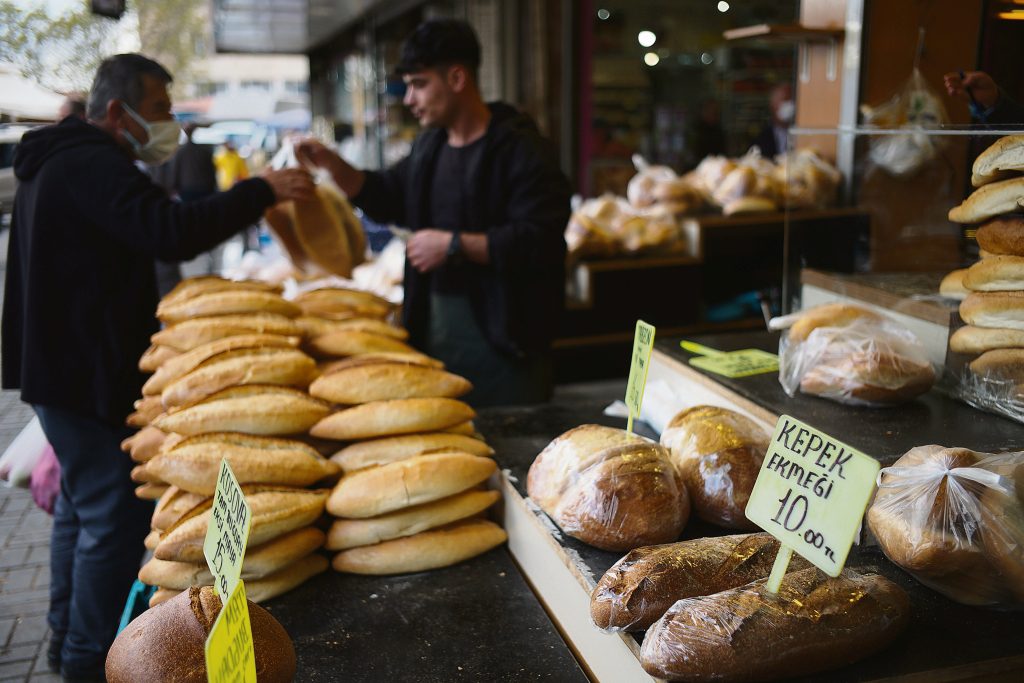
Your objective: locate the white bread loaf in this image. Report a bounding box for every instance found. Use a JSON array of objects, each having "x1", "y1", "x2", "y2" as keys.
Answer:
[
  {"x1": 948, "y1": 176, "x2": 1024, "y2": 223},
  {"x1": 949, "y1": 325, "x2": 1024, "y2": 354},
  {"x1": 959, "y1": 291, "x2": 1024, "y2": 330},
  {"x1": 971, "y1": 134, "x2": 1024, "y2": 187},
  {"x1": 153, "y1": 385, "x2": 330, "y2": 436},
  {"x1": 310, "y1": 397, "x2": 475, "y2": 440},
  {"x1": 963, "y1": 255, "x2": 1024, "y2": 291},
  {"x1": 331, "y1": 432, "x2": 494, "y2": 473},
  {"x1": 308, "y1": 362, "x2": 471, "y2": 404},
  {"x1": 939, "y1": 269, "x2": 970, "y2": 300},
  {"x1": 151, "y1": 314, "x2": 303, "y2": 353},
  {"x1": 969, "y1": 348, "x2": 1024, "y2": 382}
]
